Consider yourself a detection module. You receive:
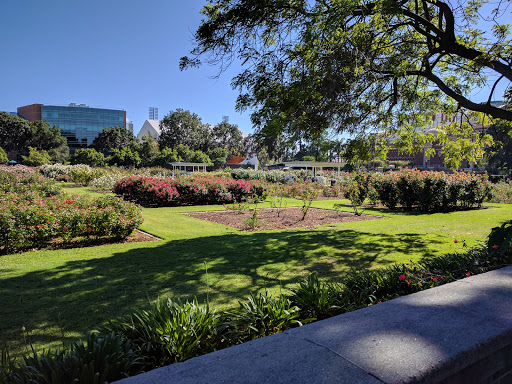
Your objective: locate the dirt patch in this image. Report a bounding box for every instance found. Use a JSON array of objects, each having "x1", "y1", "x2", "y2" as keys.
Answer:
[
  {"x1": 9, "y1": 230, "x2": 162, "y2": 255},
  {"x1": 183, "y1": 207, "x2": 385, "y2": 231}
]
